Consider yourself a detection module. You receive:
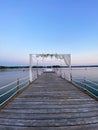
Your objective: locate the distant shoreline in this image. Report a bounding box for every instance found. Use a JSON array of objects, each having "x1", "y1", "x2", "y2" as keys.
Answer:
[{"x1": 0, "y1": 65, "x2": 98, "y2": 69}]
